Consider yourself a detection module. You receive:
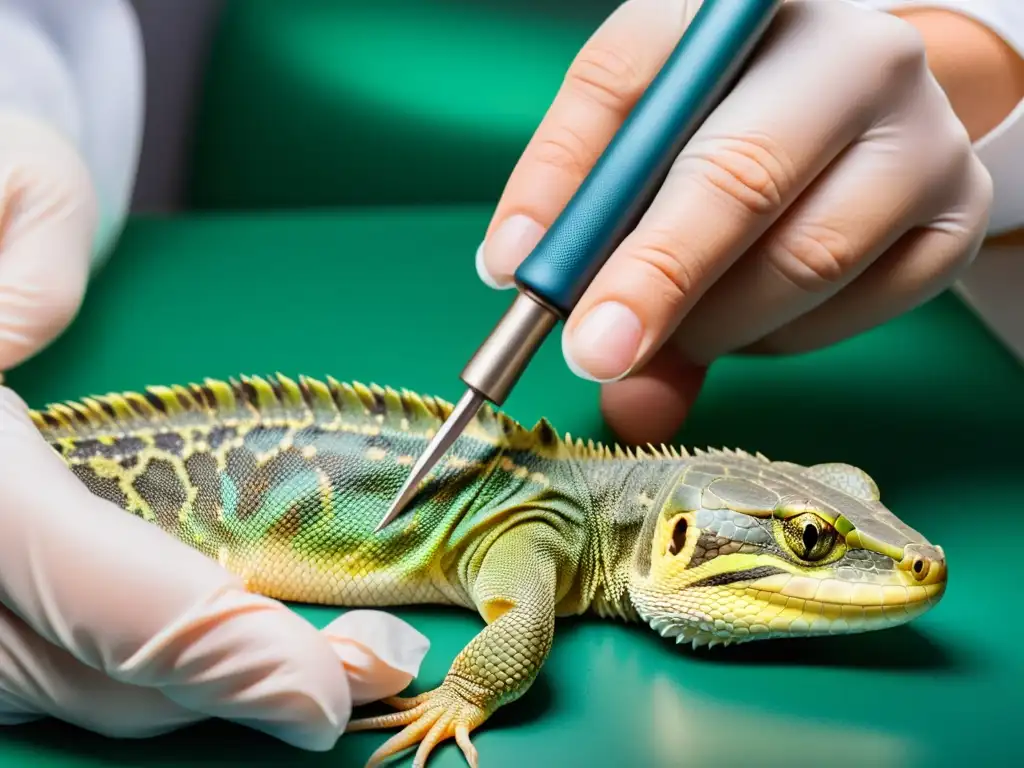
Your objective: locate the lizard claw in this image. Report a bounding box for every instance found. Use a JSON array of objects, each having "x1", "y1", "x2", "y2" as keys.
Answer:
[{"x1": 348, "y1": 684, "x2": 487, "y2": 768}]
